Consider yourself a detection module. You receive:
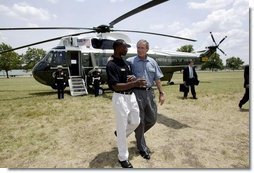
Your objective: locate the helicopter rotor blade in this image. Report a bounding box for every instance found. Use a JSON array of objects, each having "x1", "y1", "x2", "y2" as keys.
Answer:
[
  {"x1": 113, "y1": 29, "x2": 196, "y2": 42},
  {"x1": 0, "y1": 27, "x2": 94, "y2": 31},
  {"x1": 109, "y1": 0, "x2": 169, "y2": 27},
  {"x1": 0, "y1": 31, "x2": 96, "y2": 54},
  {"x1": 217, "y1": 36, "x2": 227, "y2": 47},
  {"x1": 210, "y1": 32, "x2": 217, "y2": 45},
  {"x1": 218, "y1": 47, "x2": 226, "y2": 56}
]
